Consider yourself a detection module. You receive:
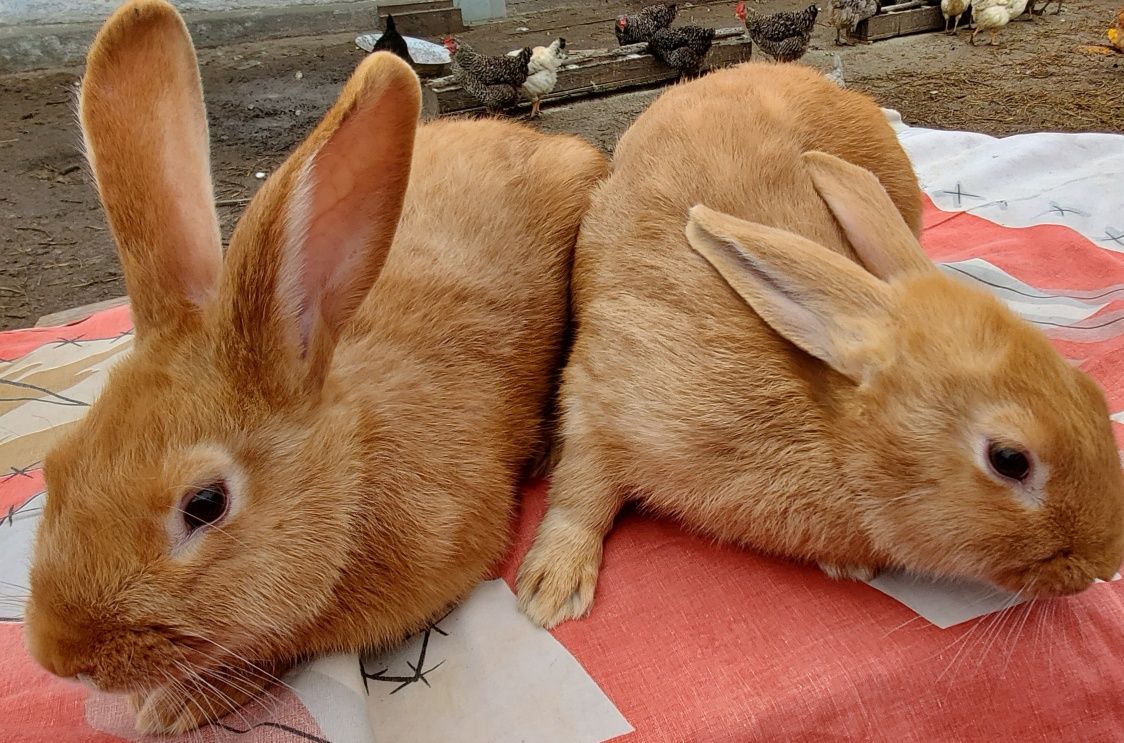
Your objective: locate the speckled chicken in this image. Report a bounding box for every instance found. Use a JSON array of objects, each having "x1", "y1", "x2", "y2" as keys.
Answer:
[
  {"x1": 829, "y1": 0, "x2": 879, "y2": 45},
  {"x1": 371, "y1": 14, "x2": 412, "y2": 63},
  {"x1": 648, "y1": 25, "x2": 716, "y2": 77},
  {"x1": 736, "y1": 0, "x2": 819, "y2": 62},
  {"x1": 615, "y1": 3, "x2": 679, "y2": 45},
  {"x1": 444, "y1": 37, "x2": 532, "y2": 112}
]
